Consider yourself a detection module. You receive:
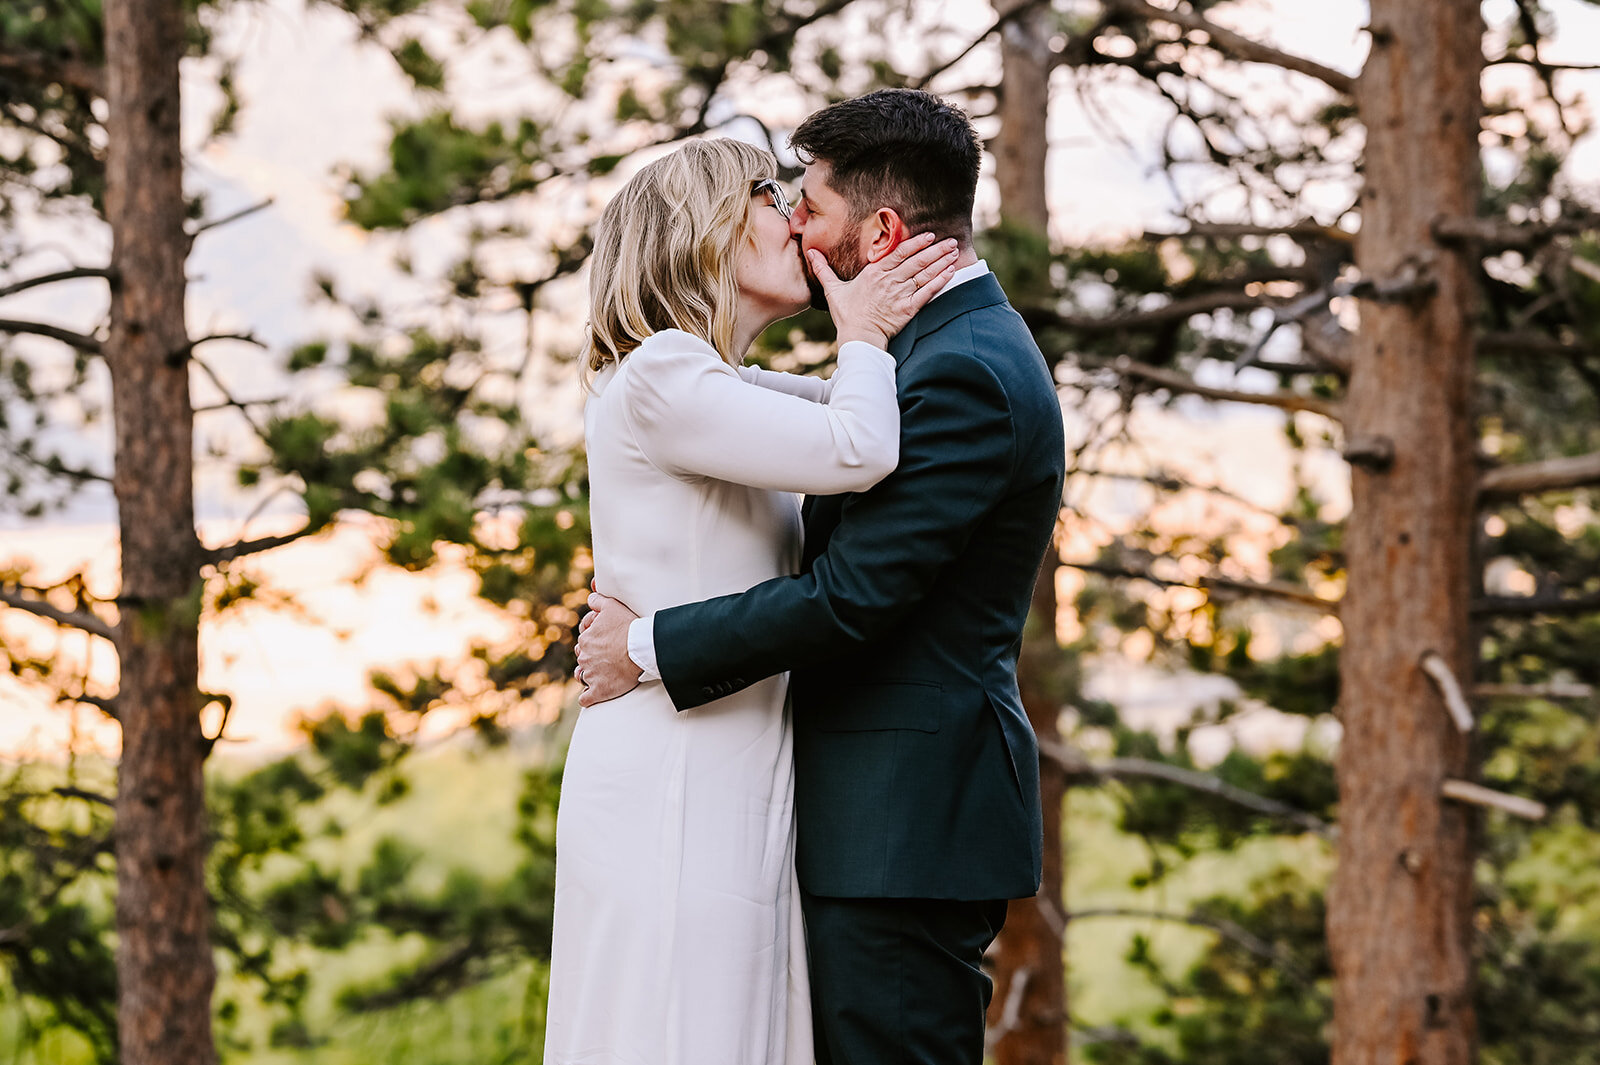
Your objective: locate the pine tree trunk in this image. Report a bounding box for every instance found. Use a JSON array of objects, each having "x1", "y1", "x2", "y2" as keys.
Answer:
[
  {"x1": 104, "y1": 0, "x2": 217, "y2": 1060},
  {"x1": 987, "y1": 3, "x2": 1066, "y2": 1061},
  {"x1": 1329, "y1": 1, "x2": 1482, "y2": 1061}
]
